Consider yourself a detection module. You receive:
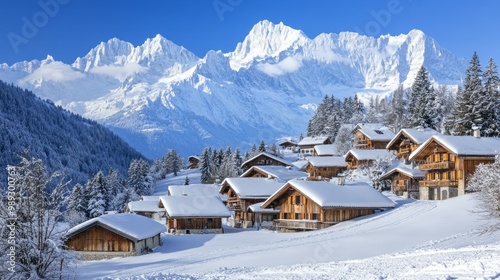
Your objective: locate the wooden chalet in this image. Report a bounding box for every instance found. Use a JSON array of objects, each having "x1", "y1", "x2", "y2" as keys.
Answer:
[
  {"x1": 353, "y1": 123, "x2": 395, "y2": 150},
  {"x1": 159, "y1": 195, "x2": 231, "y2": 234},
  {"x1": 262, "y1": 179, "x2": 394, "y2": 231},
  {"x1": 305, "y1": 156, "x2": 347, "y2": 181},
  {"x1": 168, "y1": 183, "x2": 227, "y2": 202},
  {"x1": 219, "y1": 177, "x2": 284, "y2": 228},
  {"x1": 188, "y1": 156, "x2": 200, "y2": 169},
  {"x1": 126, "y1": 199, "x2": 165, "y2": 220},
  {"x1": 345, "y1": 149, "x2": 394, "y2": 169},
  {"x1": 240, "y1": 152, "x2": 292, "y2": 171},
  {"x1": 313, "y1": 144, "x2": 341, "y2": 156},
  {"x1": 279, "y1": 139, "x2": 298, "y2": 151},
  {"x1": 380, "y1": 164, "x2": 424, "y2": 198},
  {"x1": 409, "y1": 132, "x2": 500, "y2": 200},
  {"x1": 386, "y1": 127, "x2": 440, "y2": 160},
  {"x1": 239, "y1": 165, "x2": 308, "y2": 182},
  {"x1": 66, "y1": 213, "x2": 166, "y2": 260},
  {"x1": 247, "y1": 202, "x2": 279, "y2": 229},
  {"x1": 297, "y1": 136, "x2": 332, "y2": 155}
]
